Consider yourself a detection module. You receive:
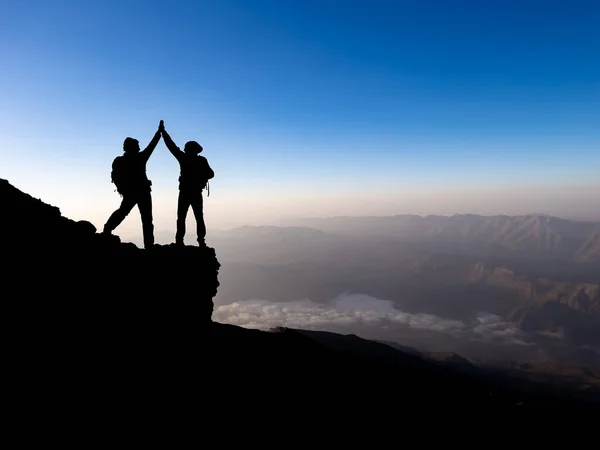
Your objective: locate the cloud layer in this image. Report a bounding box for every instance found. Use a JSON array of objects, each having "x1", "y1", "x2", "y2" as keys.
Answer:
[{"x1": 213, "y1": 293, "x2": 532, "y2": 346}]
